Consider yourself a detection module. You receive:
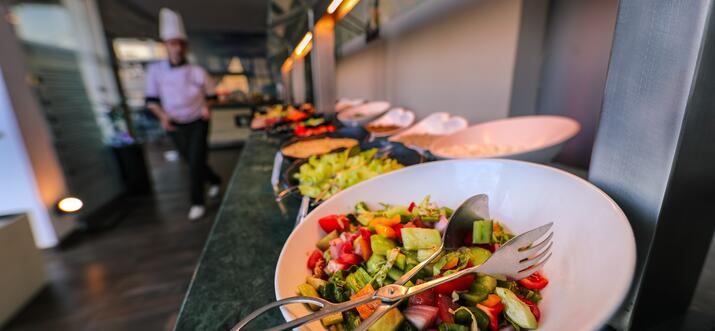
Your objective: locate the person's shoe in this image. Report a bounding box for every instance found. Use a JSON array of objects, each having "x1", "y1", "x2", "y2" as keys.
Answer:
[
  {"x1": 208, "y1": 184, "x2": 220, "y2": 199},
  {"x1": 188, "y1": 205, "x2": 205, "y2": 221}
]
